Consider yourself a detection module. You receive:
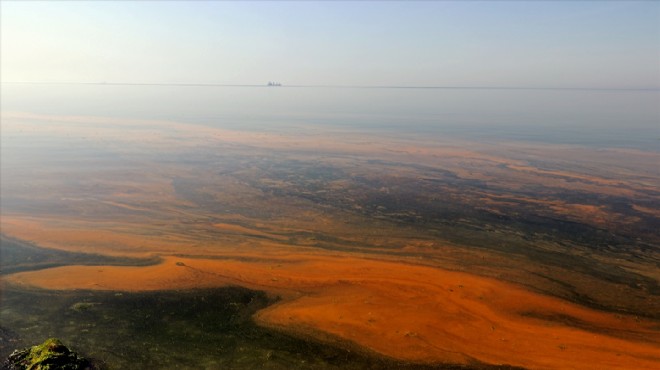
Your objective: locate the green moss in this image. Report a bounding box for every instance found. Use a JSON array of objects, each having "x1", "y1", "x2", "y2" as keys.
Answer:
[{"x1": 5, "y1": 338, "x2": 91, "y2": 370}]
